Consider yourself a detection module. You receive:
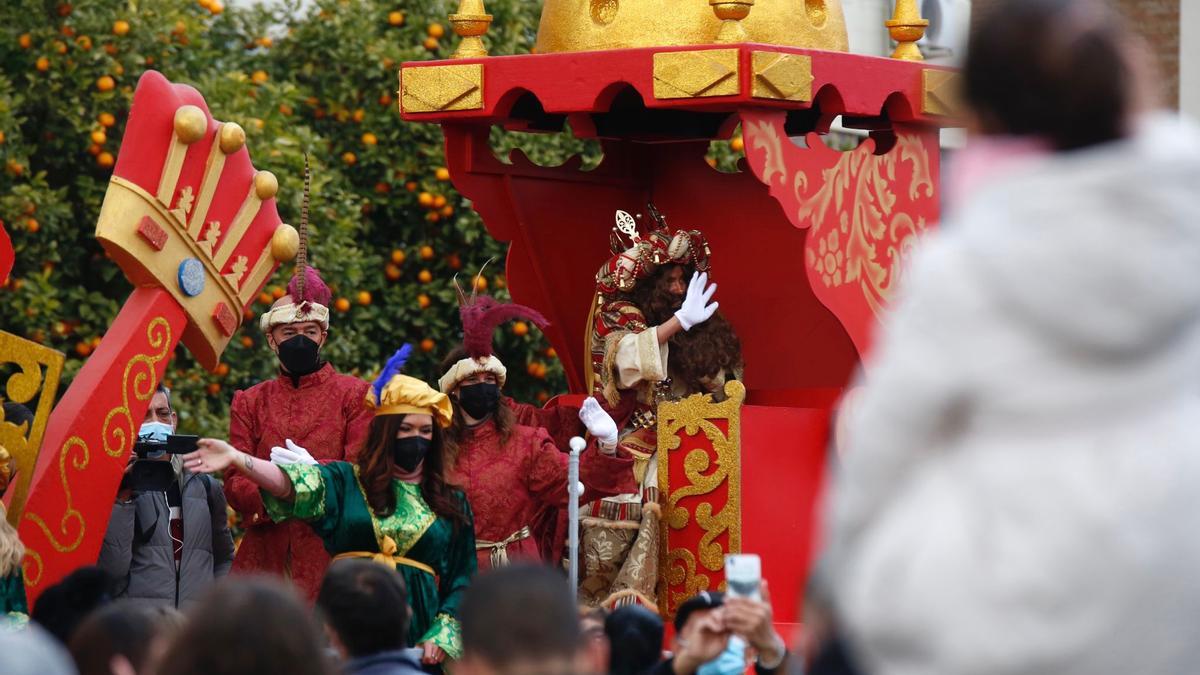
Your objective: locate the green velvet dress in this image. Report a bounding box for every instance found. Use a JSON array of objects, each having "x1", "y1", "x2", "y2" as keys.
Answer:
[{"x1": 263, "y1": 462, "x2": 476, "y2": 657}]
